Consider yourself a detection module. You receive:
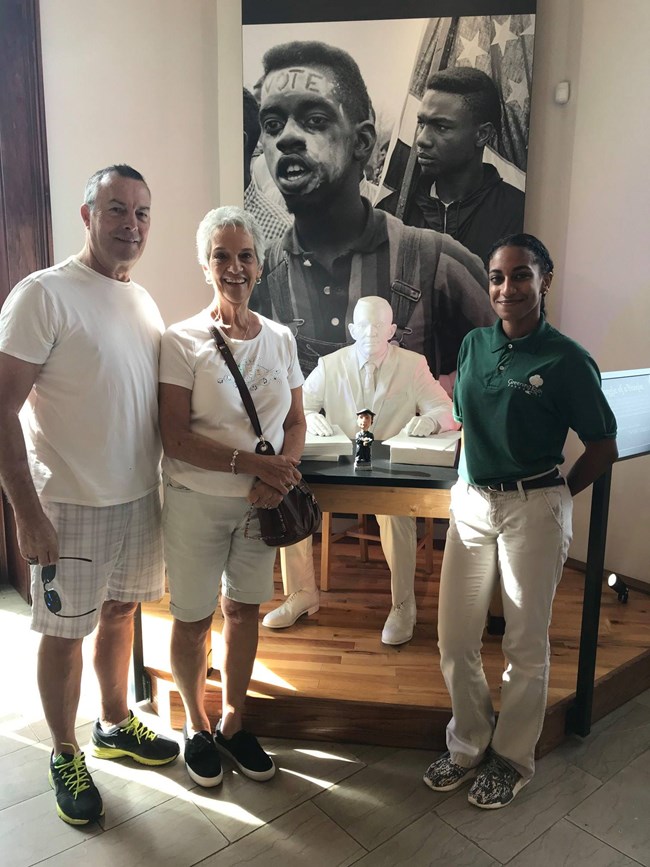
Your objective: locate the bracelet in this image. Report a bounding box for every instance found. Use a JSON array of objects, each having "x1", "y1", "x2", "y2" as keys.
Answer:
[{"x1": 230, "y1": 449, "x2": 239, "y2": 475}]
